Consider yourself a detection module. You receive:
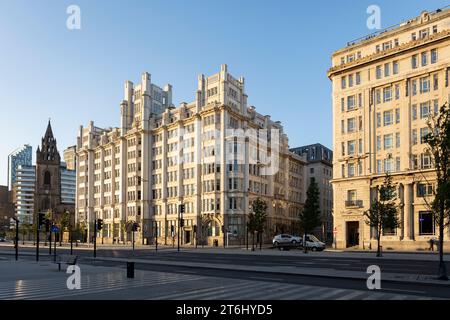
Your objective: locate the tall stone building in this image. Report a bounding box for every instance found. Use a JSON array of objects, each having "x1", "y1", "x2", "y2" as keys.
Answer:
[
  {"x1": 76, "y1": 65, "x2": 307, "y2": 246},
  {"x1": 328, "y1": 8, "x2": 450, "y2": 250},
  {"x1": 63, "y1": 146, "x2": 77, "y2": 171},
  {"x1": 34, "y1": 121, "x2": 75, "y2": 227},
  {"x1": 291, "y1": 144, "x2": 333, "y2": 242}
]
